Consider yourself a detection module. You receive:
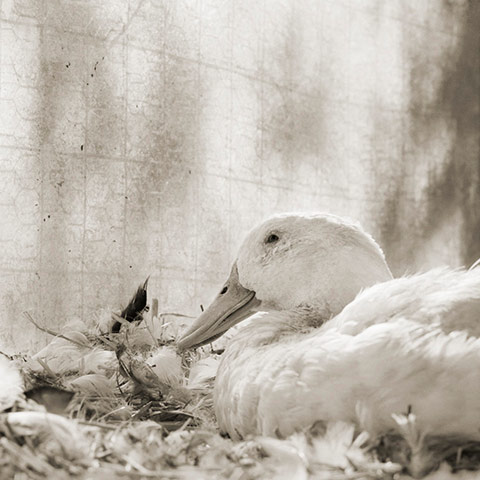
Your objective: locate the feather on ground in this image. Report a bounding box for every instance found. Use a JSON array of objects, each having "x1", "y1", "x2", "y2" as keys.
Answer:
[{"x1": 3, "y1": 275, "x2": 480, "y2": 479}]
